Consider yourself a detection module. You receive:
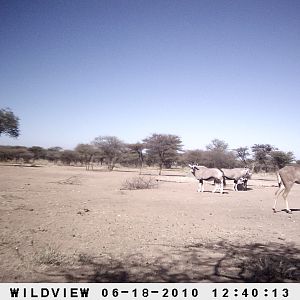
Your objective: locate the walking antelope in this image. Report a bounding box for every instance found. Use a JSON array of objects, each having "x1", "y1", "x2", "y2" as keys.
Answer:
[{"x1": 273, "y1": 165, "x2": 300, "y2": 213}]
